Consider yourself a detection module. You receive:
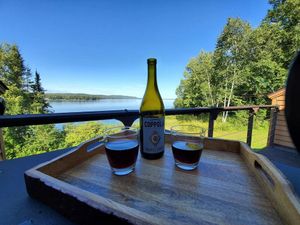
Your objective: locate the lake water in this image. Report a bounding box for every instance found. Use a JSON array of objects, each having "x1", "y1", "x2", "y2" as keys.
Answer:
[
  {"x1": 49, "y1": 99, "x2": 174, "y2": 128},
  {"x1": 50, "y1": 99, "x2": 174, "y2": 113}
]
